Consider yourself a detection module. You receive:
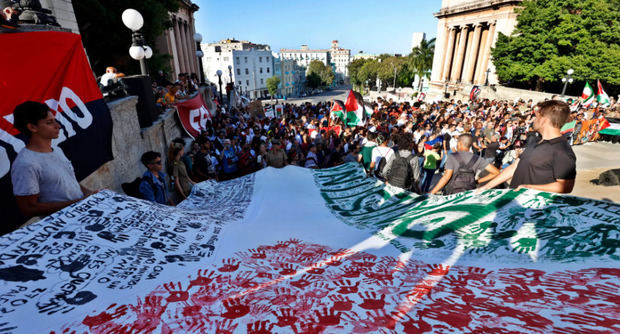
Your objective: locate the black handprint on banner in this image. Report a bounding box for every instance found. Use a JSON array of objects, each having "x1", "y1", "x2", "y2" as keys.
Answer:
[
  {"x1": 80, "y1": 210, "x2": 107, "y2": 230},
  {"x1": 96, "y1": 231, "x2": 129, "y2": 243},
  {"x1": 53, "y1": 231, "x2": 76, "y2": 240},
  {"x1": 16, "y1": 254, "x2": 43, "y2": 266},
  {"x1": 159, "y1": 231, "x2": 186, "y2": 244},
  {"x1": 64, "y1": 290, "x2": 97, "y2": 305},
  {"x1": 164, "y1": 254, "x2": 201, "y2": 263},
  {"x1": 150, "y1": 241, "x2": 179, "y2": 253},
  {"x1": 538, "y1": 226, "x2": 576, "y2": 240},
  {"x1": 59, "y1": 254, "x2": 90, "y2": 273}
]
